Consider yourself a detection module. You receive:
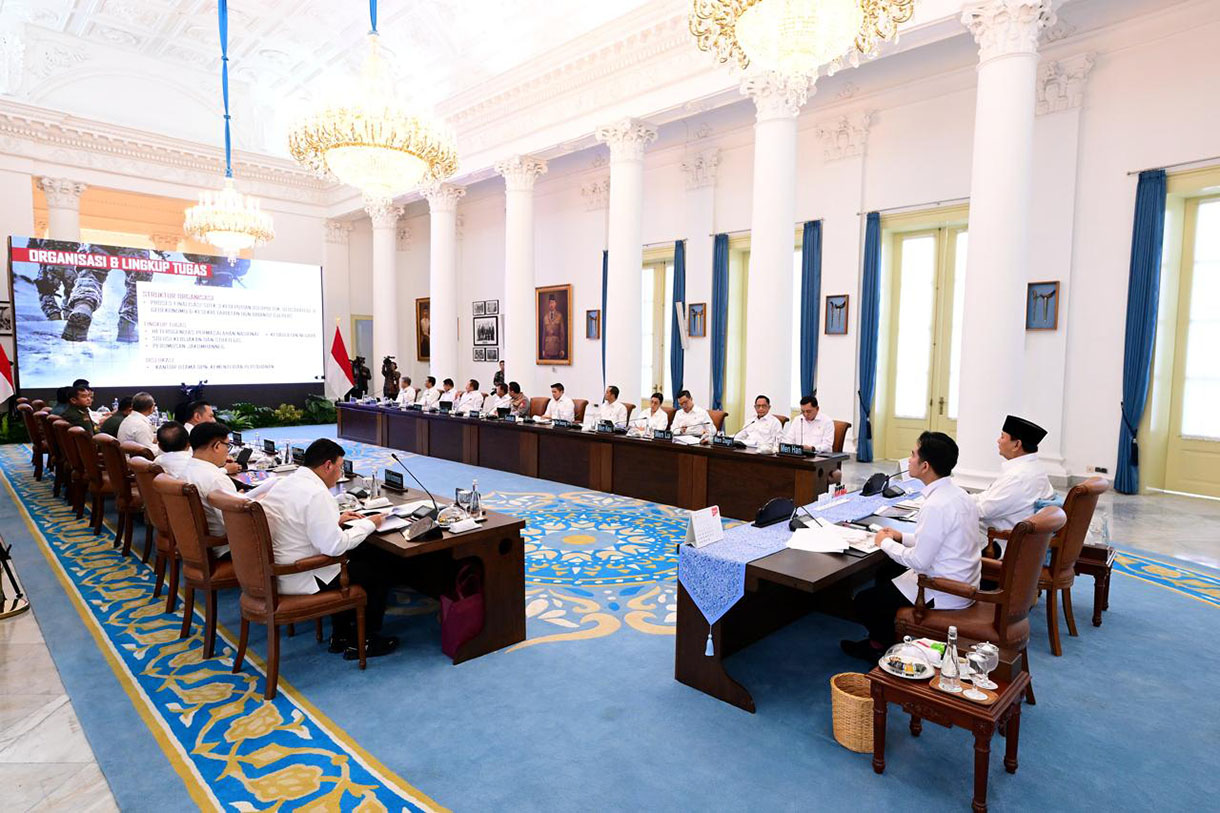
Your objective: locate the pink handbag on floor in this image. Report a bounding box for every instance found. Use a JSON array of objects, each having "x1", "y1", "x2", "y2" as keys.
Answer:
[{"x1": 441, "y1": 564, "x2": 485, "y2": 659}]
